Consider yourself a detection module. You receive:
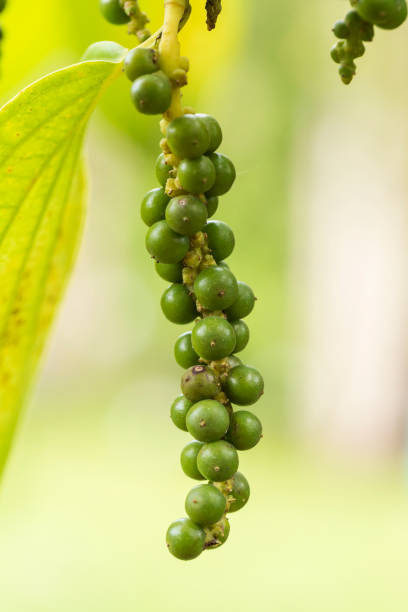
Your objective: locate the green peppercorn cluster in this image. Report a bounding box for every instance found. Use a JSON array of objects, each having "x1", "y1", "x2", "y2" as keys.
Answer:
[
  {"x1": 331, "y1": 0, "x2": 407, "y2": 83},
  {"x1": 0, "y1": 0, "x2": 7, "y2": 66},
  {"x1": 100, "y1": 0, "x2": 264, "y2": 562}
]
